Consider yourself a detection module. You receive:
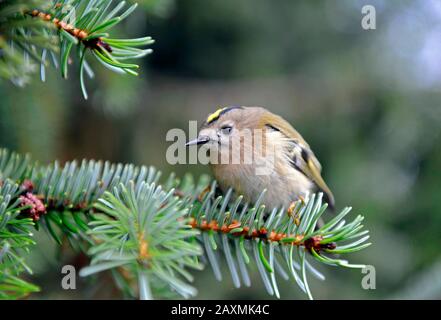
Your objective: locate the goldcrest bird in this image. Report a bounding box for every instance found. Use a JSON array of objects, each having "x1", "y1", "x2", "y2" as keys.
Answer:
[{"x1": 186, "y1": 106, "x2": 335, "y2": 210}]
